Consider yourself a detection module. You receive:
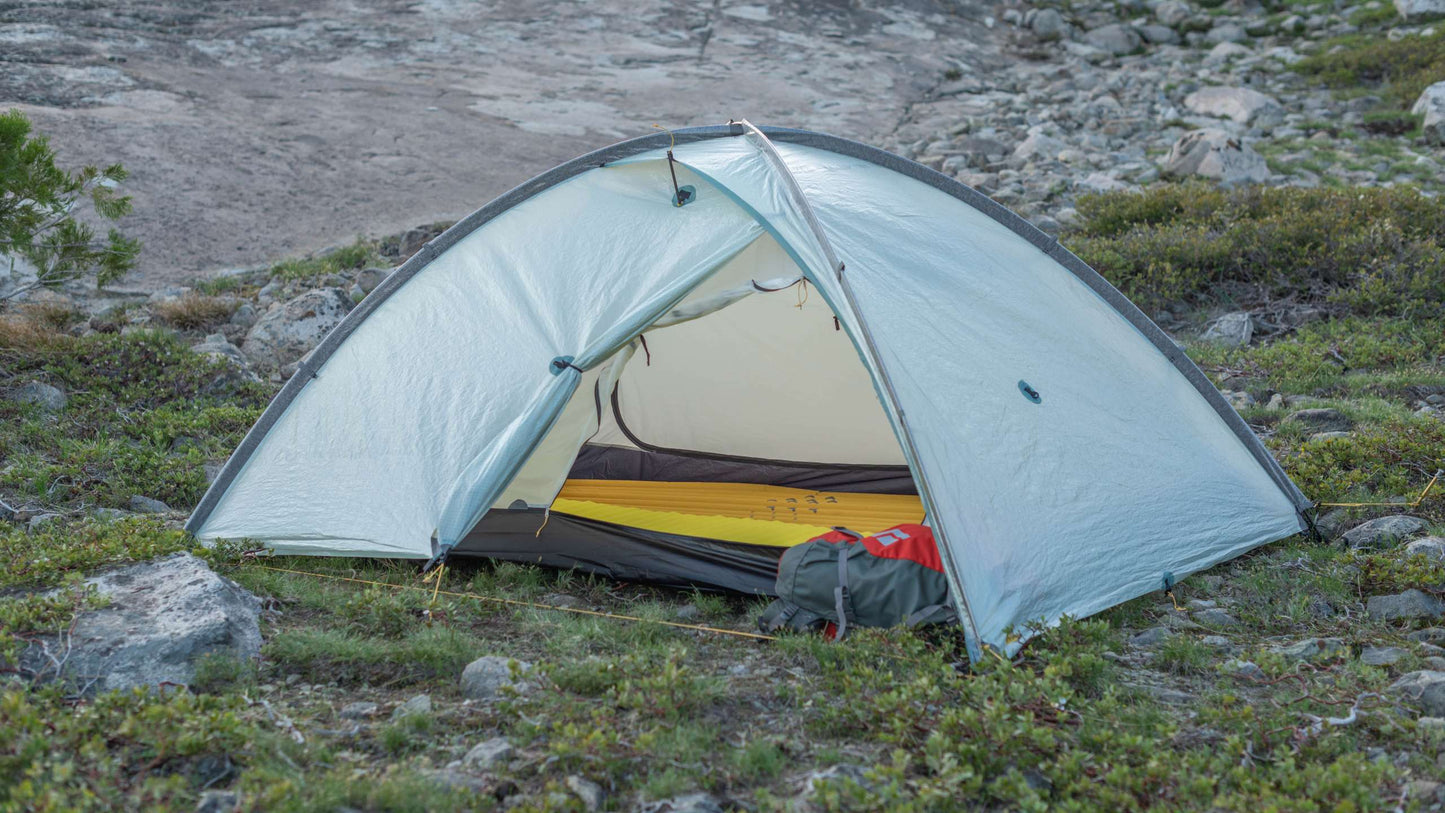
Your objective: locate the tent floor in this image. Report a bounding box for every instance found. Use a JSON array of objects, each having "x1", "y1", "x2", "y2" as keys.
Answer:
[{"x1": 455, "y1": 480, "x2": 925, "y2": 594}]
